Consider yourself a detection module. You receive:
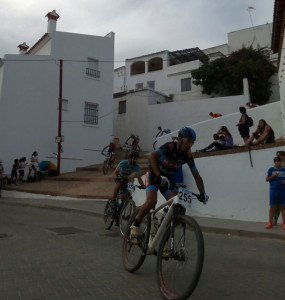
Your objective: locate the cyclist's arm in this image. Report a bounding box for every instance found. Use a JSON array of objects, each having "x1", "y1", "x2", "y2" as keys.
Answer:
[
  {"x1": 191, "y1": 169, "x2": 205, "y2": 194},
  {"x1": 137, "y1": 175, "x2": 145, "y2": 186},
  {"x1": 112, "y1": 168, "x2": 120, "y2": 180},
  {"x1": 149, "y1": 151, "x2": 161, "y2": 177},
  {"x1": 101, "y1": 145, "x2": 107, "y2": 153}
]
